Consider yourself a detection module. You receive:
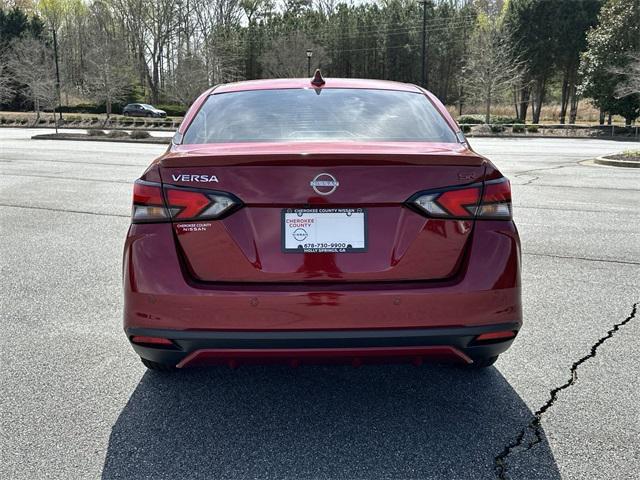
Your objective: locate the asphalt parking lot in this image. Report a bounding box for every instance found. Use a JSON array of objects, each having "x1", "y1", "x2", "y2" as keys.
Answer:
[{"x1": 1, "y1": 128, "x2": 638, "y2": 480}]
